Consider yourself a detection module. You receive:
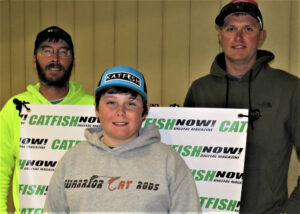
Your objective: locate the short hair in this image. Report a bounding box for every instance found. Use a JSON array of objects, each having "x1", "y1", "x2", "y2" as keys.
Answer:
[{"x1": 95, "y1": 86, "x2": 148, "y2": 117}]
